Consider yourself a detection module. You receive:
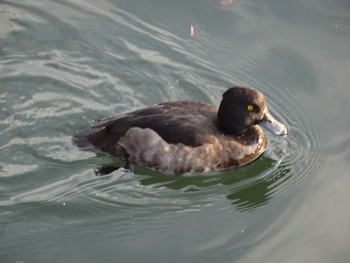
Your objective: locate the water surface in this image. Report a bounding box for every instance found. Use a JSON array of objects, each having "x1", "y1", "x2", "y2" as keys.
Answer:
[{"x1": 1, "y1": 0, "x2": 350, "y2": 262}]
